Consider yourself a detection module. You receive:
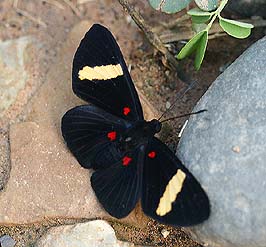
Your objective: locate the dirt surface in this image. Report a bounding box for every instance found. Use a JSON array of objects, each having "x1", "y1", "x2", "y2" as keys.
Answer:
[
  {"x1": 0, "y1": 0, "x2": 265, "y2": 246},
  {"x1": 0, "y1": 218, "x2": 201, "y2": 247}
]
